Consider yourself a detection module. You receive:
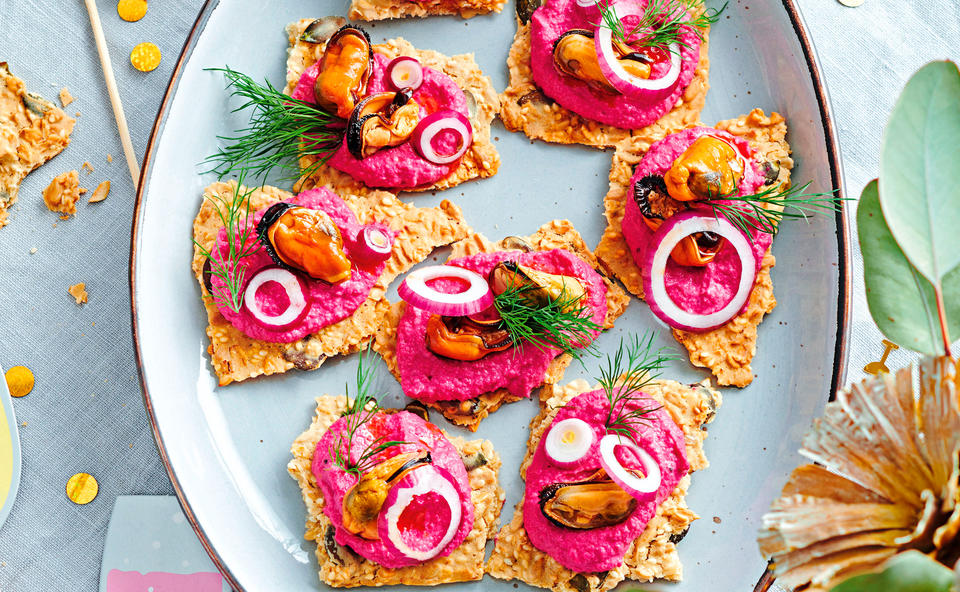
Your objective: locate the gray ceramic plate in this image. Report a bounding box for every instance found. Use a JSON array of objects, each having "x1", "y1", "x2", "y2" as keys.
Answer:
[{"x1": 131, "y1": 1, "x2": 849, "y2": 590}]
